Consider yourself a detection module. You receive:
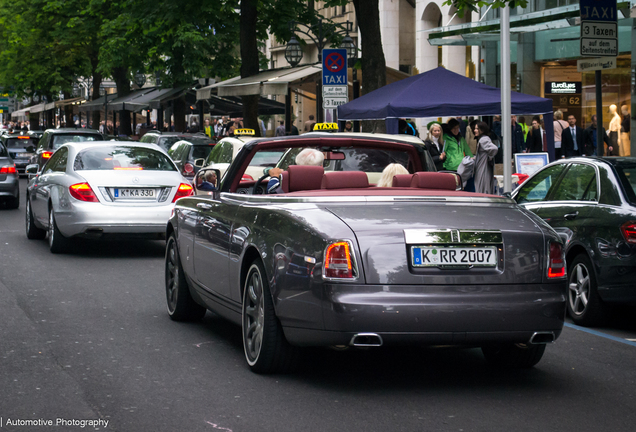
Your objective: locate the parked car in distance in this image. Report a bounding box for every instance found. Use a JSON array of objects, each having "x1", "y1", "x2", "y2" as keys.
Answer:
[
  {"x1": 512, "y1": 156, "x2": 636, "y2": 326},
  {"x1": 0, "y1": 132, "x2": 38, "y2": 174},
  {"x1": 31, "y1": 128, "x2": 103, "y2": 168},
  {"x1": 0, "y1": 141, "x2": 20, "y2": 209},
  {"x1": 25, "y1": 142, "x2": 193, "y2": 253},
  {"x1": 165, "y1": 133, "x2": 567, "y2": 374},
  {"x1": 167, "y1": 136, "x2": 216, "y2": 181}
]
